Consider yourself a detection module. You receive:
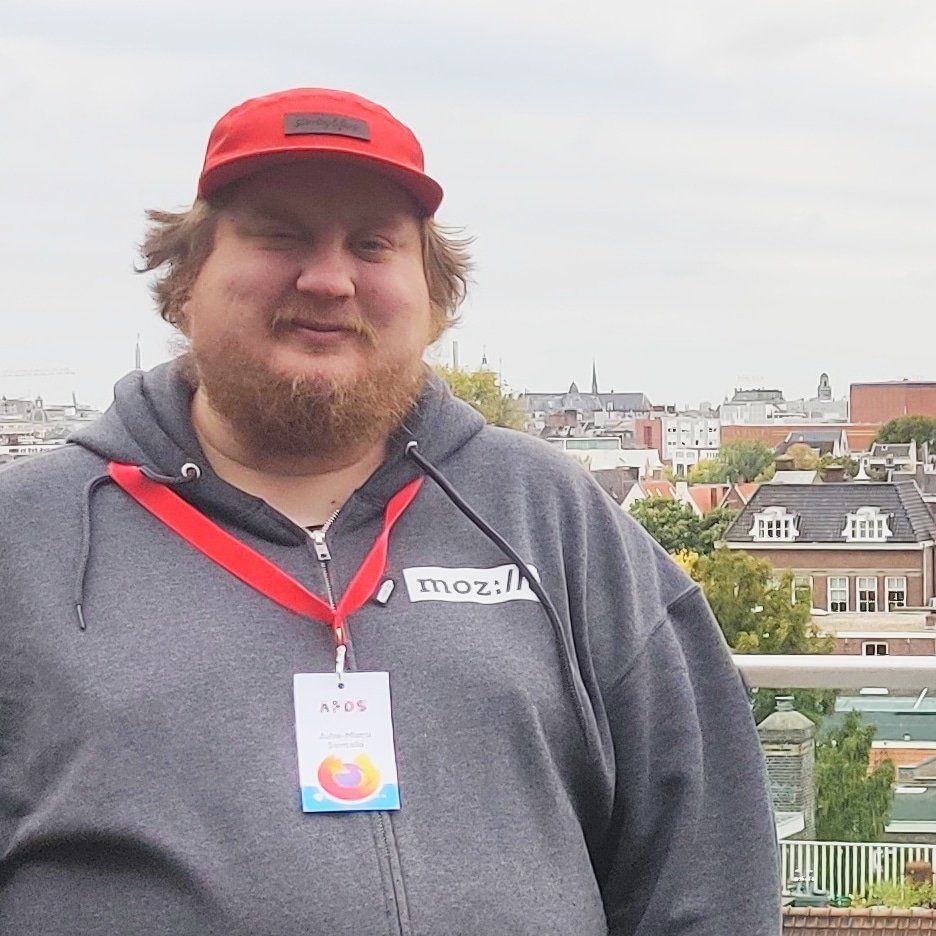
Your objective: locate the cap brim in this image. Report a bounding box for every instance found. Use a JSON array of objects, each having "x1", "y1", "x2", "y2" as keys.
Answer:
[{"x1": 199, "y1": 149, "x2": 443, "y2": 216}]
